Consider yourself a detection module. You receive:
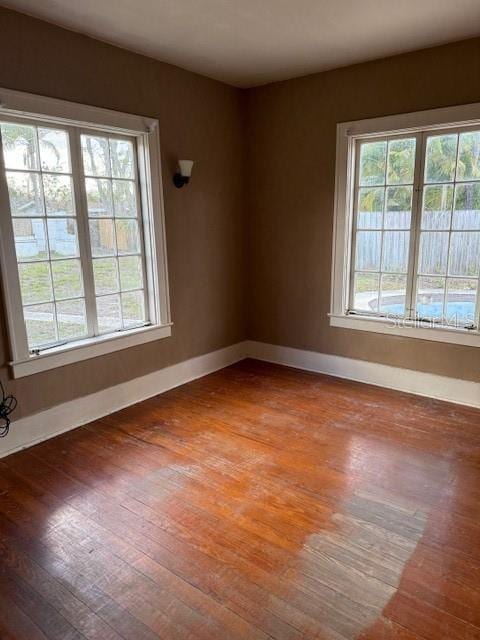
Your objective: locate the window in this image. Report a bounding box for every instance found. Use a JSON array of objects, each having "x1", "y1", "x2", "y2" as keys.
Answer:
[
  {"x1": 331, "y1": 103, "x2": 480, "y2": 347},
  {"x1": 352, "y1": 136, "x2": 416, "y2": 318},
  {"x1": 0, "y1": 89, "x2": 171, "y2": 377}
]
